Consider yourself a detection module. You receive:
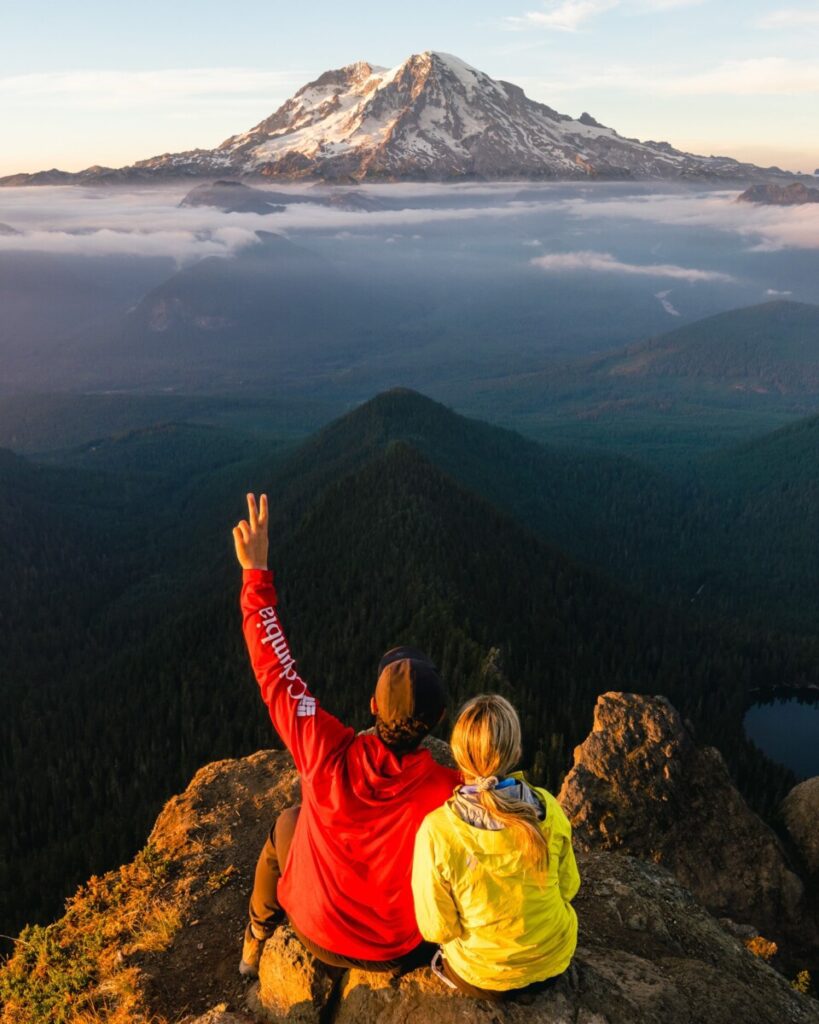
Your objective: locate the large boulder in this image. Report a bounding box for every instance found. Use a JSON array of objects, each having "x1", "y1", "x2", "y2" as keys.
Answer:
[
  {"x1": 248, "y1": 925, "x2": 337, "y2": 1024},
  {"x1": 783, "y1": 777, "x2": 819, "y2": 875},
  {"x1": 558, "y1": 692, "x2": 812, "y2": 958}
]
